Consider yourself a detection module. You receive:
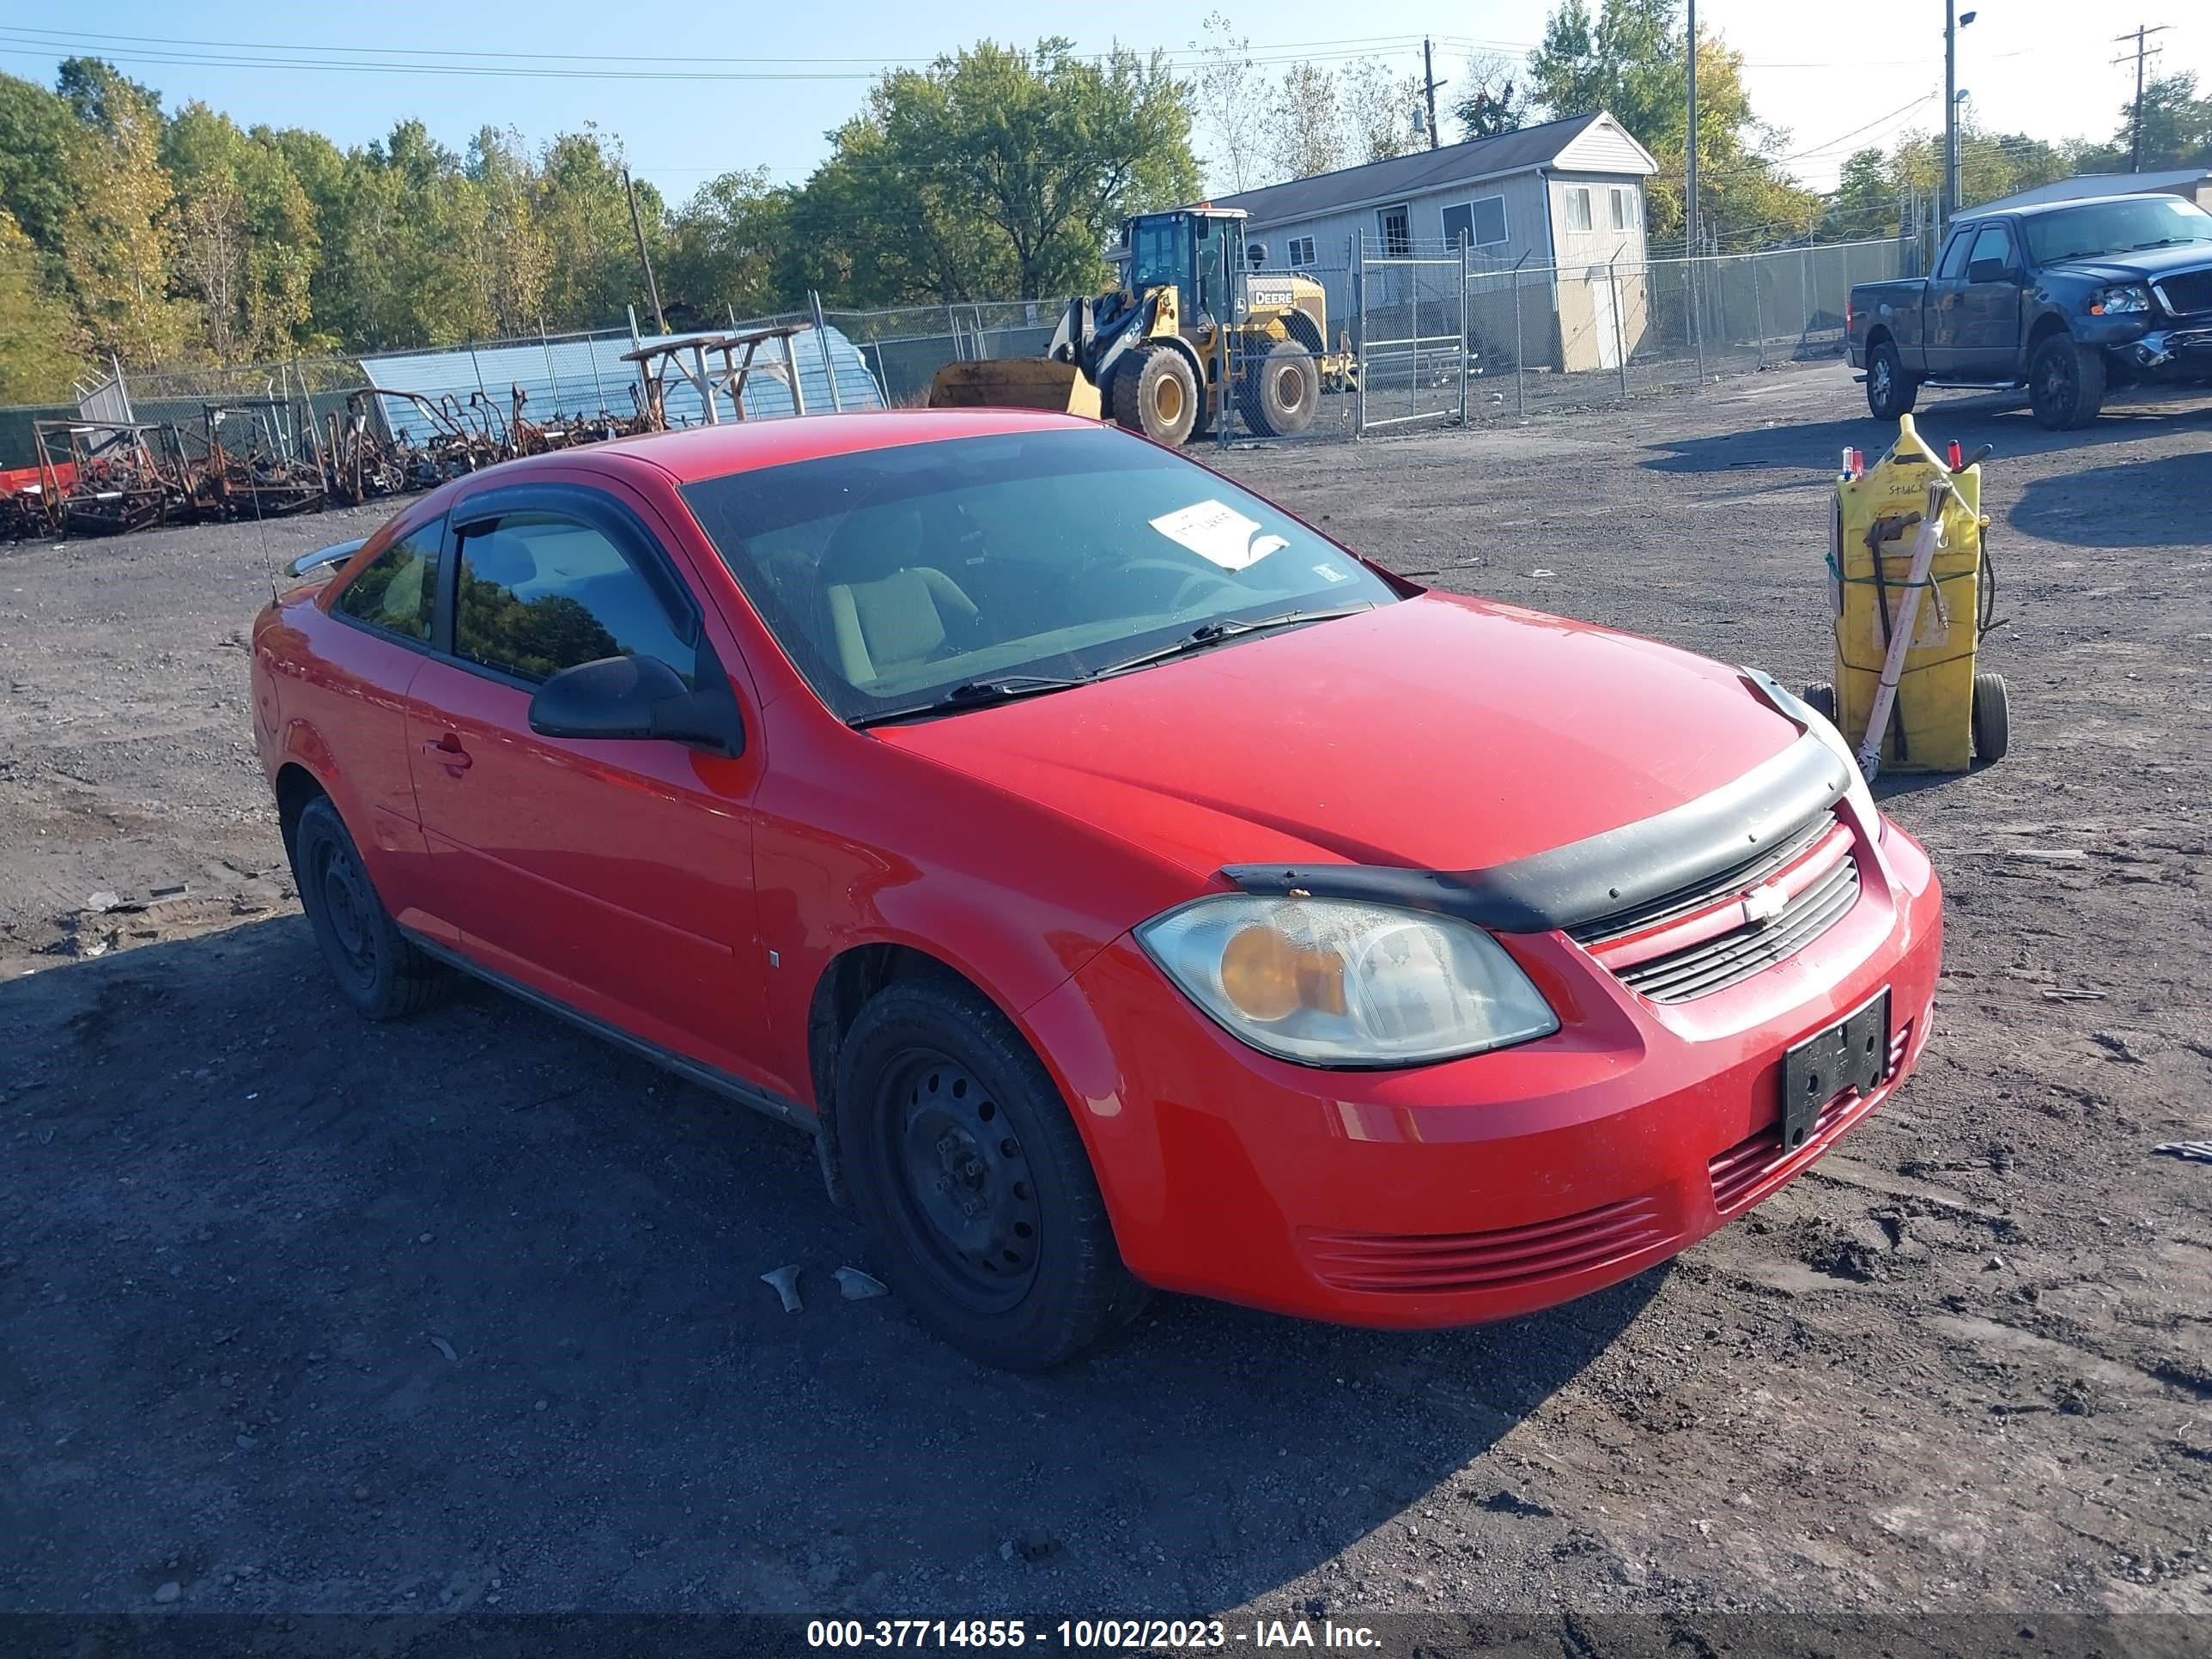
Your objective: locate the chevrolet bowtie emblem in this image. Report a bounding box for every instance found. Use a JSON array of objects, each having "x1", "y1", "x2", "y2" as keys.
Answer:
[{"x1": 1743, "y1": 882, "x2": 1789, "y2": 927}]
